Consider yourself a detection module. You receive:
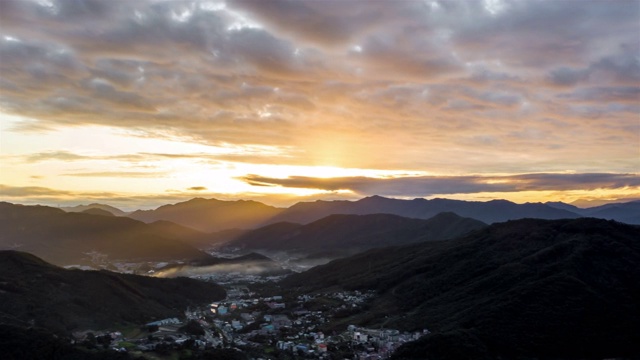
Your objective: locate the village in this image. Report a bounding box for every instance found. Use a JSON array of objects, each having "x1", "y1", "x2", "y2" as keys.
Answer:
[
  {"x1": 81, "y1": 284, "x2": 429, "y2": 359},
  {"x1": 64, "y1": 254, "x2": 429, "y2": 358}
]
